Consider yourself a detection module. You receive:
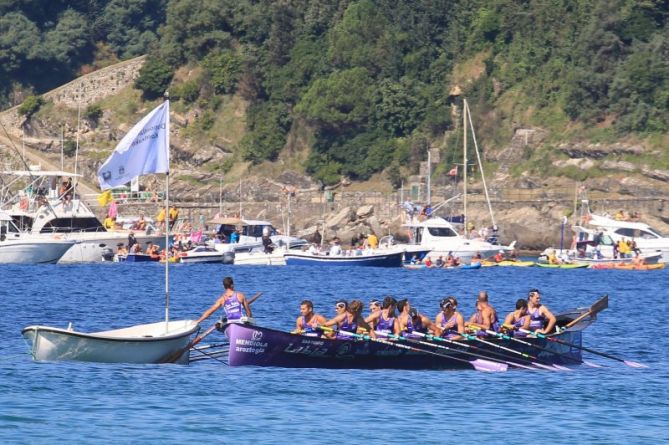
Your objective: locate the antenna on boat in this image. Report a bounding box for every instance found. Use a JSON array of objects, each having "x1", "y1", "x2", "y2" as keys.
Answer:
[
  {"x1": 73, "y1": 103, "x2": 80, "y2": 200},
  {"x1": 463, "y1": 99, "x2": 468, "y2": 231}
]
